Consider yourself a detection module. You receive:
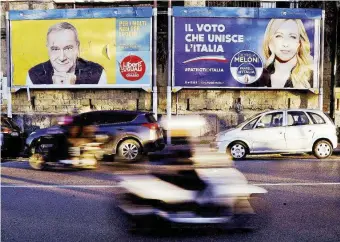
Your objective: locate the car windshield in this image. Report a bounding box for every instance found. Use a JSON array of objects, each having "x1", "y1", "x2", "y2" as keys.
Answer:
[{"x1": 235, "y1": 112, "x2": 264, "y2": 128}]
